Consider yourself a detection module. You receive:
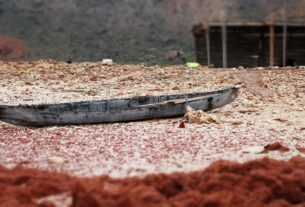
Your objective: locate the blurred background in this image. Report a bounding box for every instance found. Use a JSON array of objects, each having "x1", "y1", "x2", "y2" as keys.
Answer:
[{"x1": 0, "y1": 0, "x2": 305, "y2": 65}]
